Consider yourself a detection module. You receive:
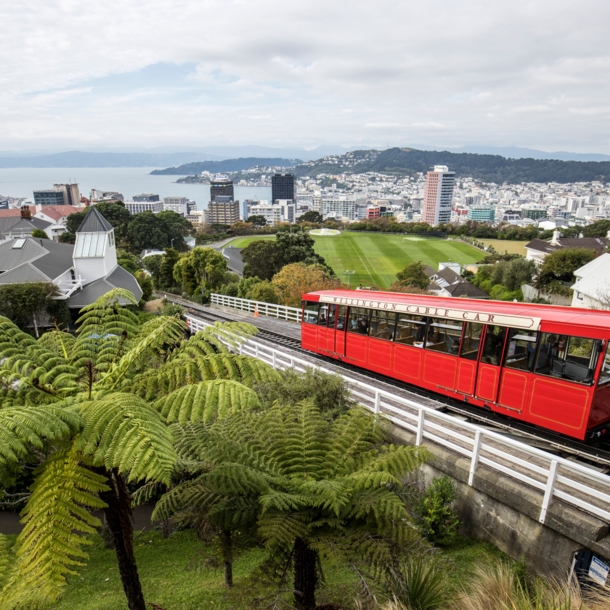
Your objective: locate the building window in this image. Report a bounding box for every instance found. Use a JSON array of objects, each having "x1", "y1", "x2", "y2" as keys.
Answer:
[{"x1": 74, "y1": 233, "x2": 106, "y2": 257}]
